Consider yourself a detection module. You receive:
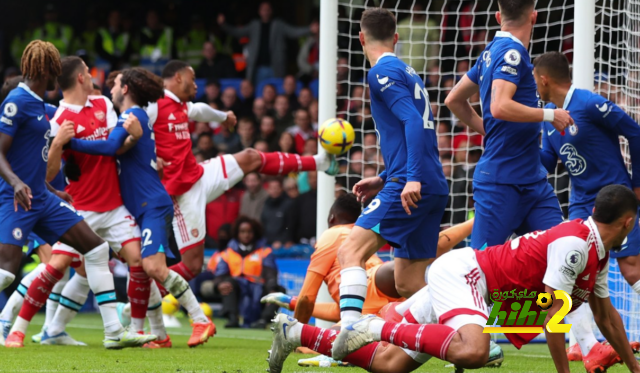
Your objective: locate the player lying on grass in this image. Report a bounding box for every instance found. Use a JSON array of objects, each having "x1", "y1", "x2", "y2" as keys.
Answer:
[
  {"x1": 269, "y1": 185, "x2": 640, "y2": 373},
  {"x1": 148, "y1": 60, "x2": 338, "y2": 291},
  {"x1": 0, "y1": 40, "x2": 154, "y2": 349},
  {"x1": 58, "y1": 68, "x2": 215, "y2": 348},
  {"x1": 534, "y1": 51, "x2": 640, "y2": 368}
]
